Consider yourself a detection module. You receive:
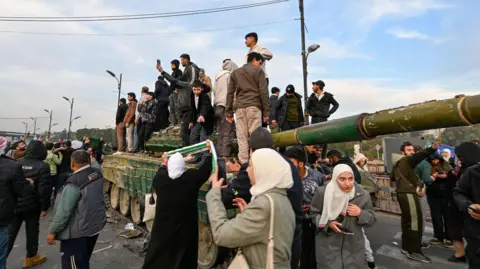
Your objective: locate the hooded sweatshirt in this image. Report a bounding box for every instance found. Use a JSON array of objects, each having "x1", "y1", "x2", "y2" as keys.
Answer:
[
  {"x1": 17, "y1": 141, "x2": 53, "y2": 212},
  {"x1": 214, "y1": 60, "x2": 238, "y2": 107}
]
